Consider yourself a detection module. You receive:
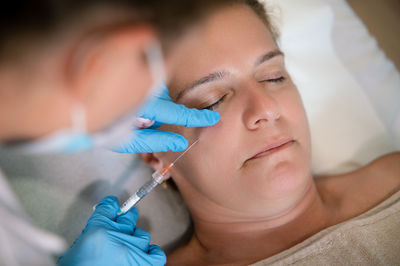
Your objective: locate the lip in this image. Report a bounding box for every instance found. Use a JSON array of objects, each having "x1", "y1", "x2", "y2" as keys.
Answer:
[{"x1": 249, "y1": 138, "x2": 295, "y2": 161}]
